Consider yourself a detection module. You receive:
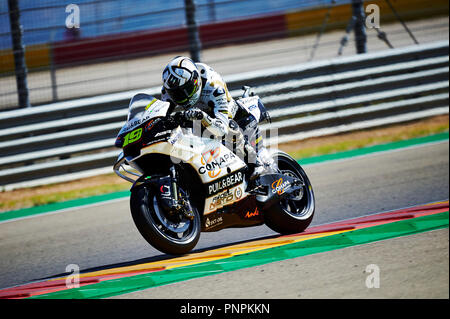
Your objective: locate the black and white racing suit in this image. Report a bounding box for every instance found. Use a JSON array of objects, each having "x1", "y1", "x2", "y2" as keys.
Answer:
[{"x1": 161, "y1": 62, "x2": 274, "y2": 173}]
